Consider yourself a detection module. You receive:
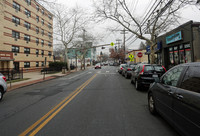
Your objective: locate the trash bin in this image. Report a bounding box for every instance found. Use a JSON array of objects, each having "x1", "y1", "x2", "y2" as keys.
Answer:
[{"x1": 62, "y1": 67, "x2": 66, "y2": 74}]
